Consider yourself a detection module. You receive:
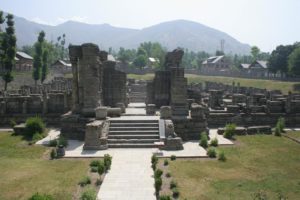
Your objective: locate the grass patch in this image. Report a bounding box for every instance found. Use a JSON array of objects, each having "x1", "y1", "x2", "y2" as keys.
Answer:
[
  {"x1": 127, "y1": 73, "x2": 298, "y2": 94},
  {"x1": 285, "y1": 131, "x2": 300, "y2": 140},
  {"x1": 169, "y1": 135, "x2": 300, "y2": 200},
  {"x1": 0, "y1": 132, "x2": 90, "y2": 200}
]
